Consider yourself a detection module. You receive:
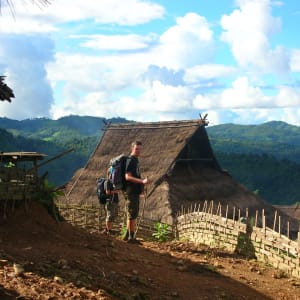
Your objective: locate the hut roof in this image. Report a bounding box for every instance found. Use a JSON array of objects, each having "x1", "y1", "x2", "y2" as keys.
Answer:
[
  {"x1": 0, "y1": 152, "x2": 47, "y2": 163},
  {"x1": 65, "y1": 118, "x2": 213, "y2": 203}
]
